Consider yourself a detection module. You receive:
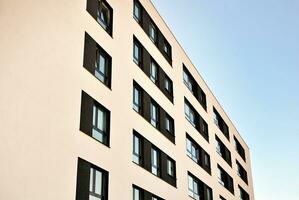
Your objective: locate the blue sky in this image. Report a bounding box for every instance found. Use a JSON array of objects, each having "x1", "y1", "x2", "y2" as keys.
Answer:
[{"x1": 152, "y1": 0, "x2": 299, "y2": 199}]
